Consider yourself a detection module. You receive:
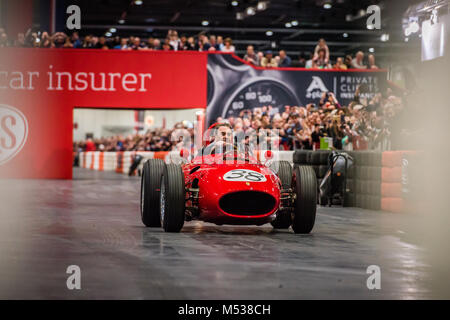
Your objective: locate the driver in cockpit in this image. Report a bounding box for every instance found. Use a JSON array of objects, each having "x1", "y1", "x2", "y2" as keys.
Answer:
[
  {"x1": 202, "y1": 122, "x2": 236, "y2": 156},
  {"x1": 201, "y1": 122, "x2": 255, "y2": 162}
]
